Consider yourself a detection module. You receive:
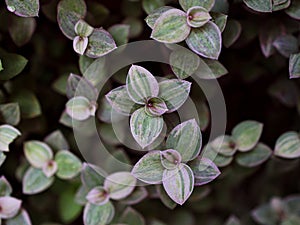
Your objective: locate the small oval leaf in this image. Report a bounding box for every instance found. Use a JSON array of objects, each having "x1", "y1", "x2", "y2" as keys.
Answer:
[
  {"x1": 160, "y1": 149, "x2": 182, "y2": 170},
  {"x1": 66, "y1": 96, "x2": 96, "y2": 121},
  {"x1": 166, "y1": 119, "x2": 202, "y2": 162},
  {"x1": 0, "y1": 196, "x2": 22, "y2": 219},
  {"x1": 55, "y1": 150, "x2": 82, "y2": 179},
  {"x1": 6, "y1": 0, "x2": 39, "y2": 17},
  {"x1": 162, "y1": 164, "x2": 194, "y2": 205},
  {"x1": 131, "y1": 151, "x2": 165, "y2": 184},
  {"x1": 24, "y1": 141, "x2": 53, "y2": 168},
  {"x1": 274, "y1": 131, "x2": 300, "y2": 159},
  {"x1": 83, "y1": 202, "x2": 115, "y2": 225},
  {"x1": 130, "y1": 108, "x2": 164, "y2": 148},
  {"x1": 126, "y1": 65, "x2": 159, "y2": 104},
  {"x1": 289, "y1": 53, "x2": 300, "y2": 79},
  {"x1": 0, "y1": 125, "x2": 21, "y2": 152},
  {"x1": 186, "y1": 21, "x2": 222, "y2": 59},
  {"x1": 179, "y1": 0, "x2": 215, "y2": 11},
  {"x1": 86, "y1": 186, "x2": 109, "y2": 206},
  {"x1": 151, "y1": 9, "x2": 191, "y2": 44}
]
